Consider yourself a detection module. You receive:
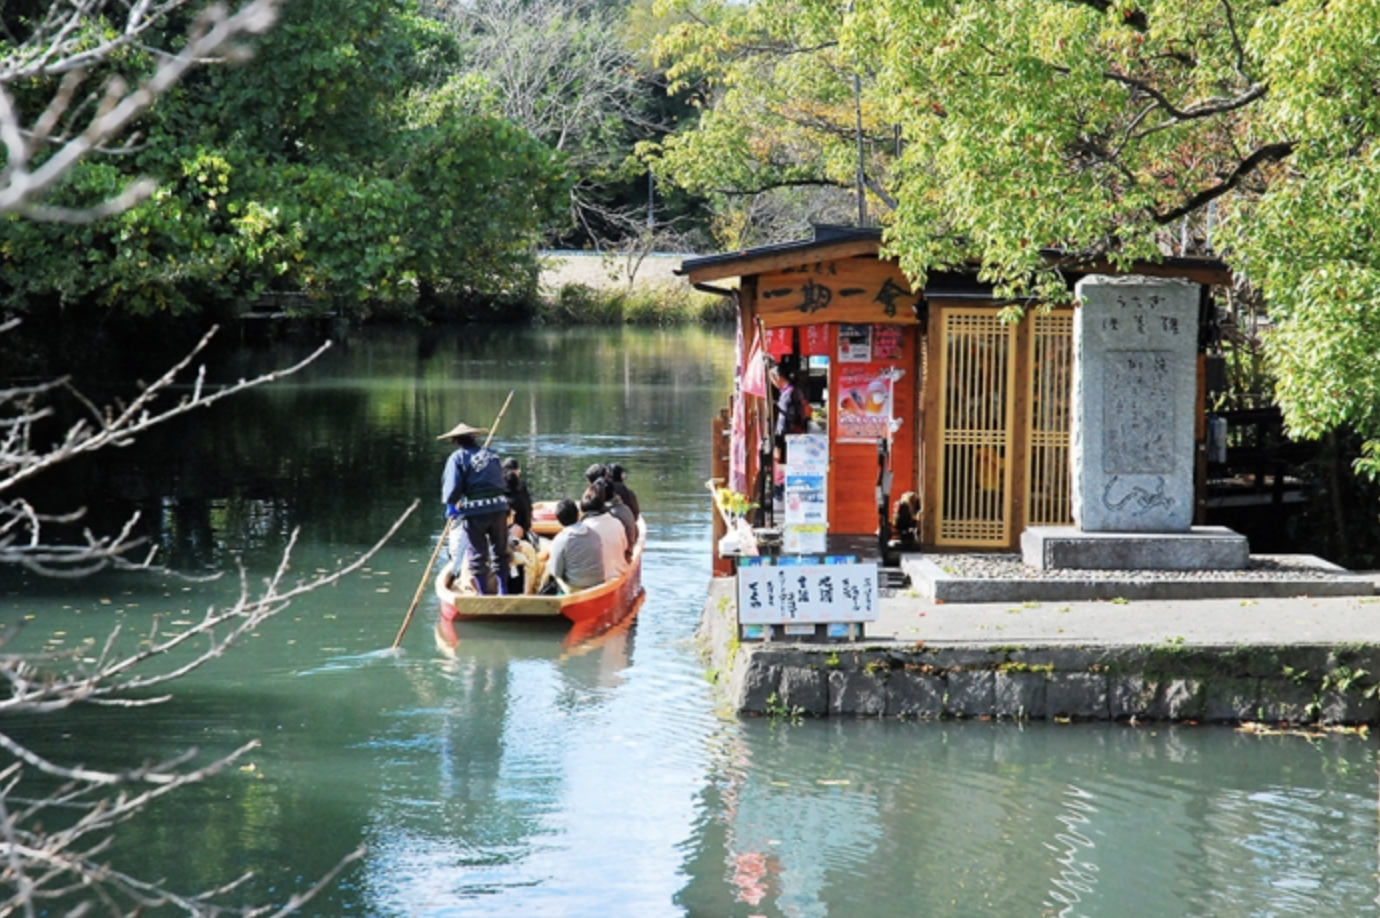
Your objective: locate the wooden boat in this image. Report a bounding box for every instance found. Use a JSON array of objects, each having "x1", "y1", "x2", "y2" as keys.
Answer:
[{"x1": 436, "y1": 516, "x2": 646, "y2": 624}]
